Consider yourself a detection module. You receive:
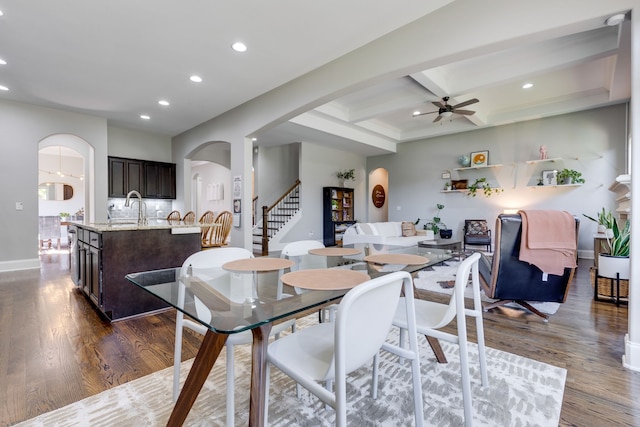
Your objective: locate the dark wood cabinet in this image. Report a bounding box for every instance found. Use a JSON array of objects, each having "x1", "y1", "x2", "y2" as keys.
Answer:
[
  {"x1": 72, "y1": 225, "x2": 201, "y2": 321},
  {"x1": 323, "y1": 187, "x2": 355, "y2": 246},
  {"x1": 143, "y1": 162, "x2": 176, "y2": 199},
  {"x1": 108, "y1": 156, "x2": 175, "y2": 199},
  {"x1": 78, "y1": 230, "x2": 102, "y2": 308}
]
